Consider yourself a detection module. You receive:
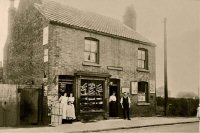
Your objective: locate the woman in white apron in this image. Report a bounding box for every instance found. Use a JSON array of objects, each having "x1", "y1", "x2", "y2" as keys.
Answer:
[
  {"x1": 59, "y1": 93, "x2": 68, "y2": 120},
  {"x1": 66, "y1": 93, "x2": 76, "y2": 120}
]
